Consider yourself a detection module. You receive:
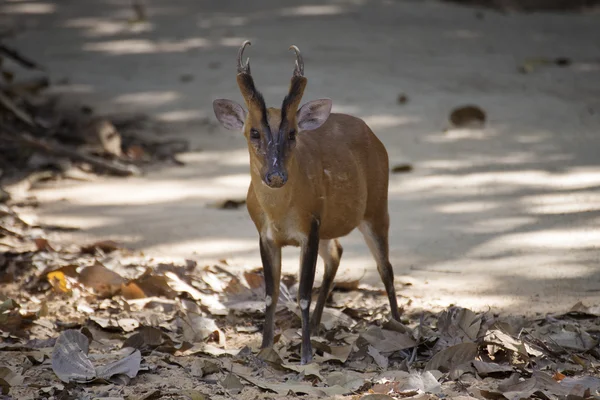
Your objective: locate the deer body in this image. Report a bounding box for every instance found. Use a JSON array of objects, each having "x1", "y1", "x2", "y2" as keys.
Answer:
[
  {"x1": 248, "y1": 113, "x2": 383, "y2": 245},
  {"x1": 214, "y1": 42, "x2": 400, "y2": 365}
]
